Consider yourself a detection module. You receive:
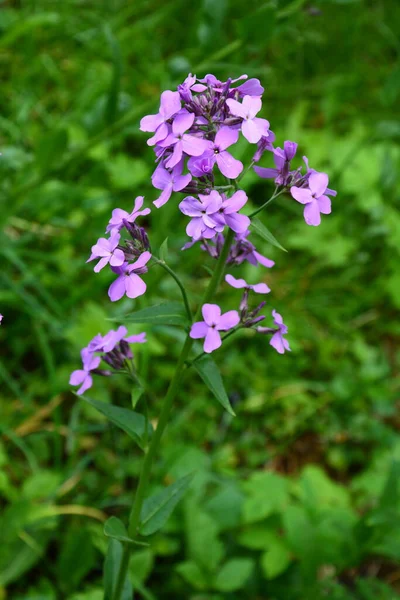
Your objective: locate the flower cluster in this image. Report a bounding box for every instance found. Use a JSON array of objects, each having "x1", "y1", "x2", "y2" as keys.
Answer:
[
  {"x1": 69, "y1": 326, "x2": 146, "y2": 395},
  {"x1": 70, "y1": 72, "x2": 337, "y2": 391}
]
